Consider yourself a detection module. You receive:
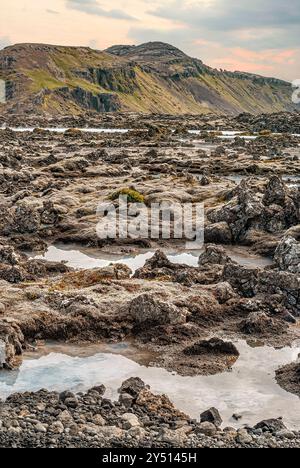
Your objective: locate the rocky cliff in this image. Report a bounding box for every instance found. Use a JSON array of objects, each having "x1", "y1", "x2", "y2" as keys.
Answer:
[{"x1": 0, "y1": 42, "x2": 297, "y2": 115}]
